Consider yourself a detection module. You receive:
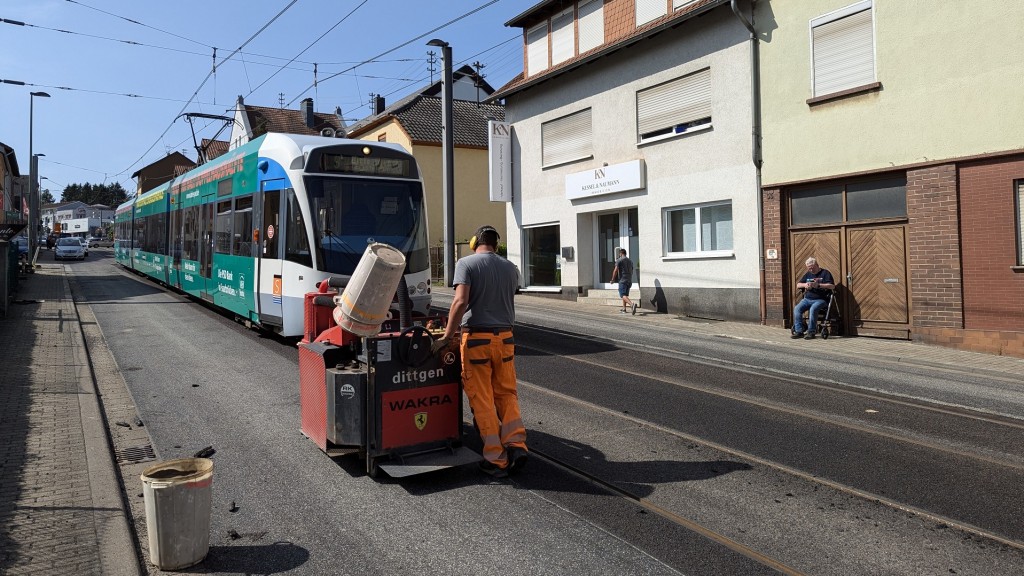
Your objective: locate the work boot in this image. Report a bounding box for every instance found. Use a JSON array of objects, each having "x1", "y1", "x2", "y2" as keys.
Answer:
[
  {"x1": 507, "y1": 447, "x2": 528, "y2": 475},
  {"x1": 791, "y1": 332, "x2": 804, "y2": 339},
  {"x1": 478, "y1": 460, "x2": 508, "y2": 478}
]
